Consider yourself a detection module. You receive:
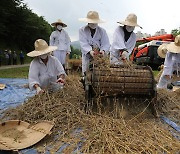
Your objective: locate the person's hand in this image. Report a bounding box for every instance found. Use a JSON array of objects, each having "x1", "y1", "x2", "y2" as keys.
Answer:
[
  {"x1": 36, "y1": 86, "x2": 44, "y2": 95},
  {"x1": 90, "y1": 50, "x2": 95, "y2": 57},
  {"x1": 121, "y1": 51, "x2": 129, "y2": 60},
  {"x1": 66, "y1": 52, "x2": 70, "y2": 55},
  {"x1": 165, "y1": 75, "x2": 171, "y2": 80},
  {"x1": 56, "y1": 77, "x2": 65, "y2": 85}
]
